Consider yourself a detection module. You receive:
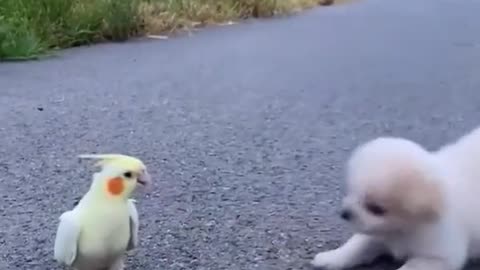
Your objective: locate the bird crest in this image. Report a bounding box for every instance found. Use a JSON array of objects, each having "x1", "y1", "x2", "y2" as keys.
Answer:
[{"x1": 78, "y1": 154, "x2": 146, "y2": 172}]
